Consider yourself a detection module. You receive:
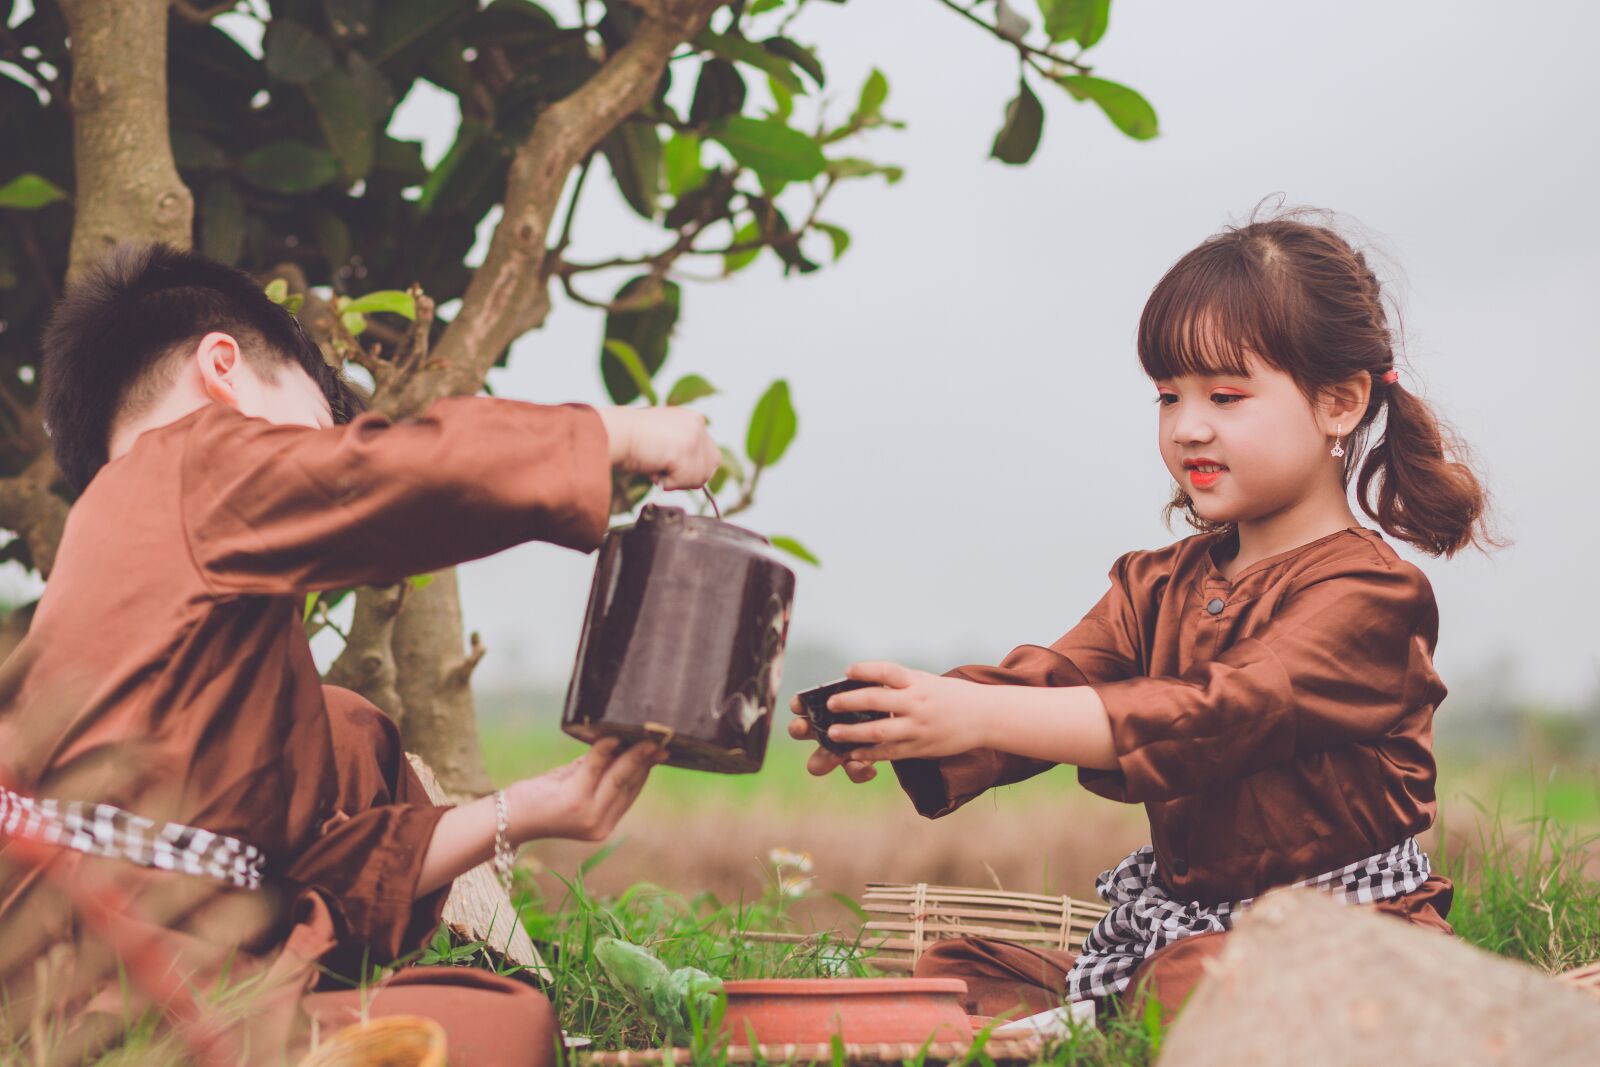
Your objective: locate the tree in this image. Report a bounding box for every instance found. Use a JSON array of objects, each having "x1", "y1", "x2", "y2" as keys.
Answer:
[{"x1": 0, "y1": 0, "x2": 1156, "y2": 795}]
